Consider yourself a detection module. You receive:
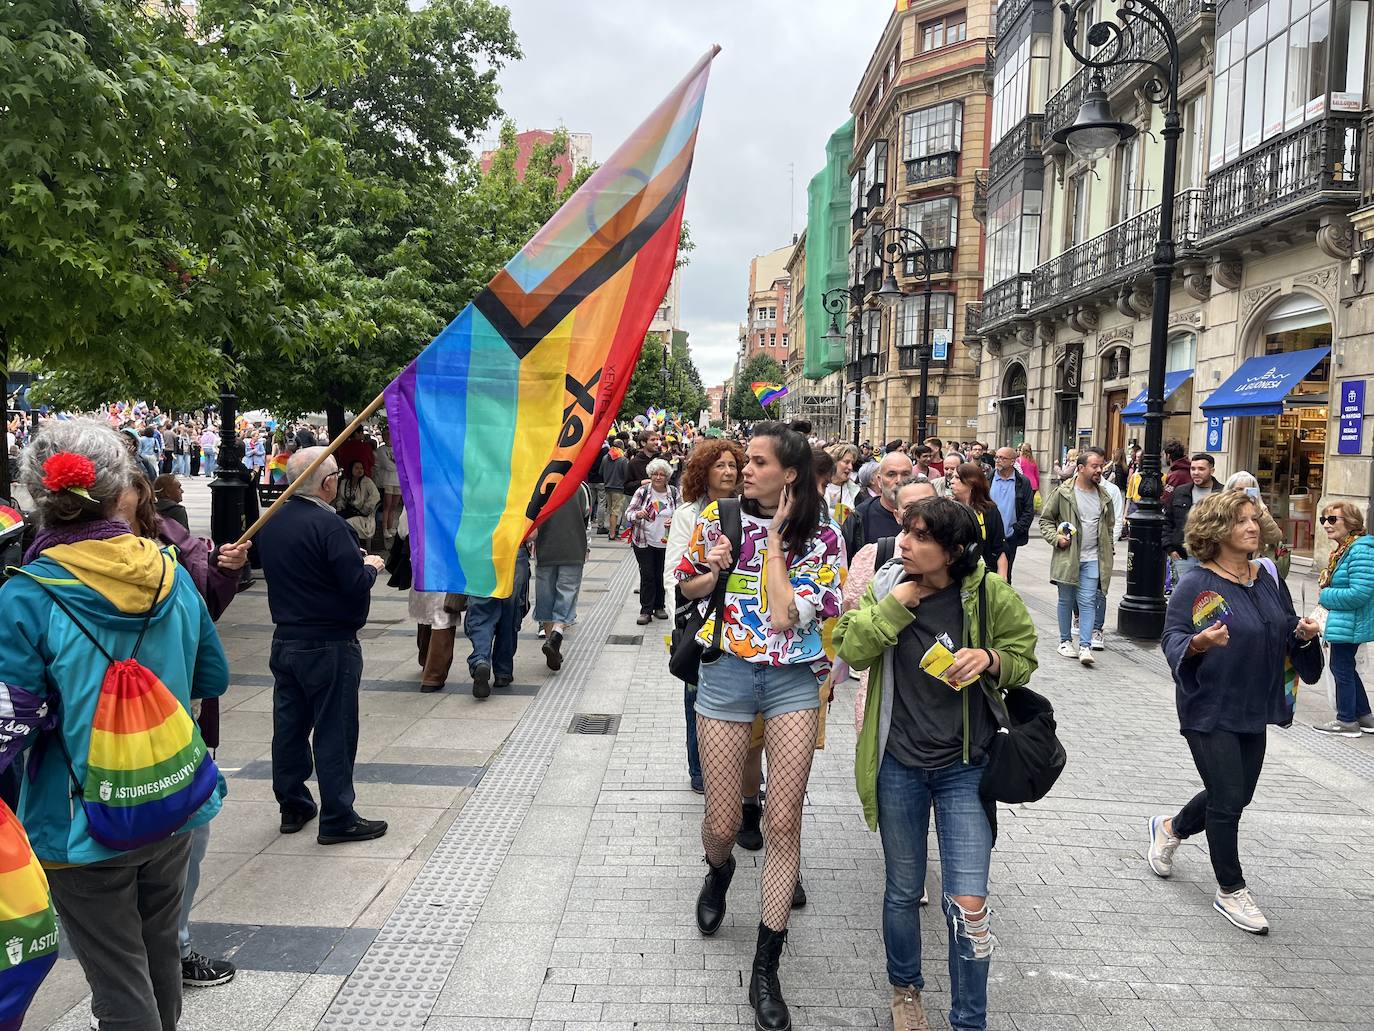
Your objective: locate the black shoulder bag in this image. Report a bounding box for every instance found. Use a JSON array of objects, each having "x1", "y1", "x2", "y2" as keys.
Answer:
[
  {"x1": 668, "y1": 498, "x2": 742, "y2": 685},
  {"x1": 975, "y1": 577, "x2": 1067, "y2": 804}
]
